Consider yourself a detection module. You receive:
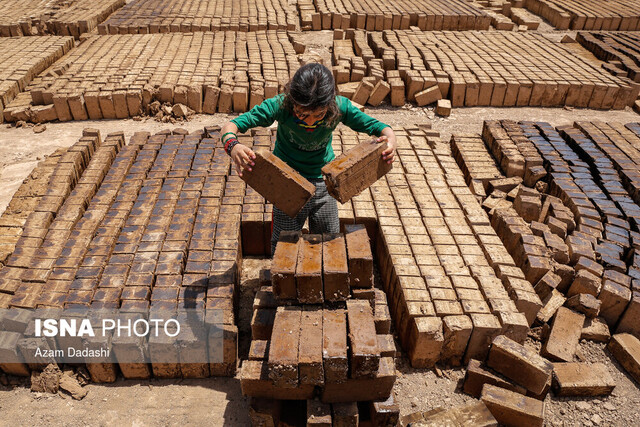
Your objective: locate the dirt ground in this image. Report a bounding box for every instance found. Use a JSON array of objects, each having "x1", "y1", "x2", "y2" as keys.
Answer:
[{"x1": 1, "y1": 29, "x2": 640, "y2": 426}]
